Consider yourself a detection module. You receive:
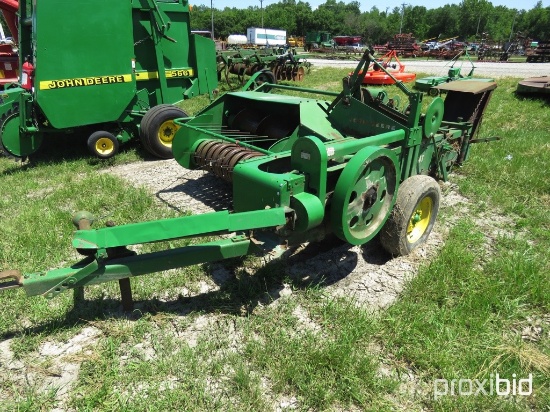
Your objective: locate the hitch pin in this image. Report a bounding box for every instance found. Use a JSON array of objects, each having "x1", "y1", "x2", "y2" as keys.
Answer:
[{"x1": 0, "y1": 270, "x2": 23, "y2": 291}]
